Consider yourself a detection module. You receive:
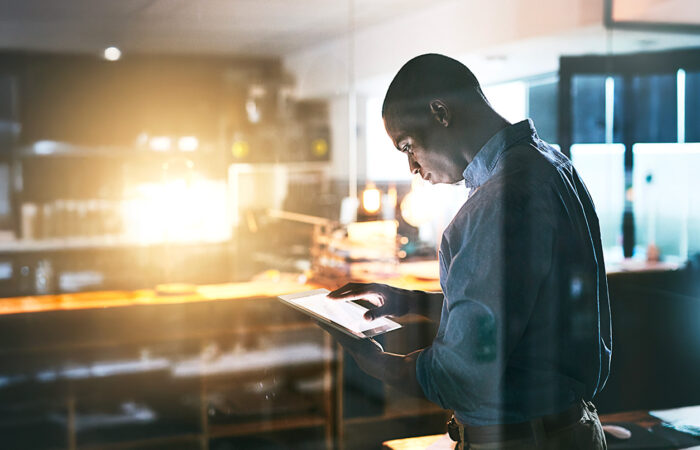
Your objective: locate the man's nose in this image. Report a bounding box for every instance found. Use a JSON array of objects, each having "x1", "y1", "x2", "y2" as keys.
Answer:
[{"x1": 408, "y1": 155, "x2": 420, "y2": 174}]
